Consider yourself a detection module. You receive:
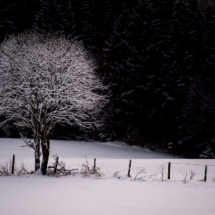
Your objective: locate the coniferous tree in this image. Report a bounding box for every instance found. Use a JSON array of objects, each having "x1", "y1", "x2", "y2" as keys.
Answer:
[{"x1": 103, "y1": 1, "x2": 154, "y2": 144}]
